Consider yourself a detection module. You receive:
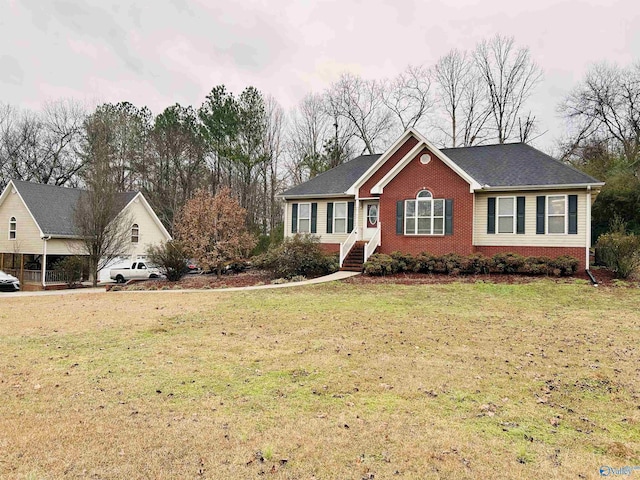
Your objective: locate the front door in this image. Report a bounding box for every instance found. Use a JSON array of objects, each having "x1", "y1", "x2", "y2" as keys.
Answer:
[{"x1": 363, "y1": 201, "x2": 379, "y2": 241}]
